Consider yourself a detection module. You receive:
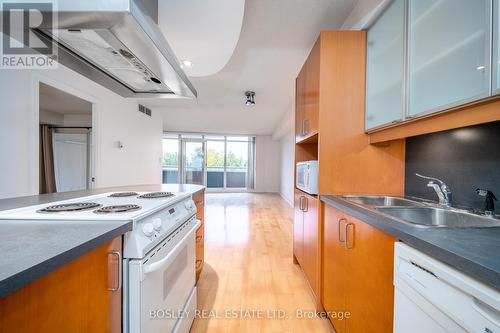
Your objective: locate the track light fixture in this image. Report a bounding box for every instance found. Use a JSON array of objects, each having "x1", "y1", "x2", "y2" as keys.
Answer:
[{"x1": 245, "y1": 91, "x2": 256, "y2": 106}]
